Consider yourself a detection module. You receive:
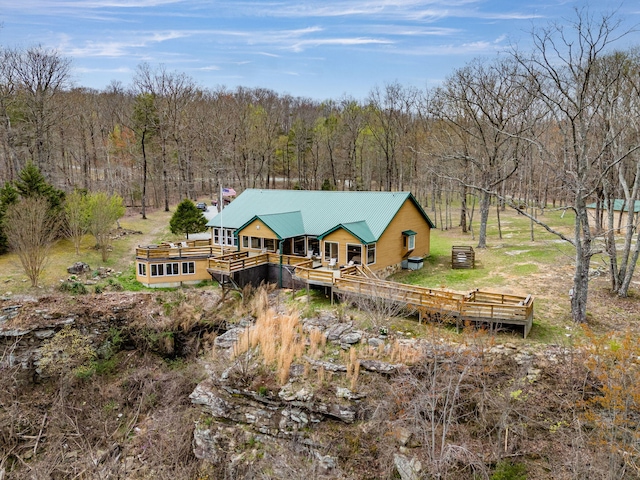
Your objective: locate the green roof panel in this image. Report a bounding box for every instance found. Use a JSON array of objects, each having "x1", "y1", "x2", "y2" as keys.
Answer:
[
  {"x1": 586, "y1": 199, "x2": 640, "y2": 213},
  {"x1": 207, "y1": 189, "x2": 434, "y2": 241}
]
